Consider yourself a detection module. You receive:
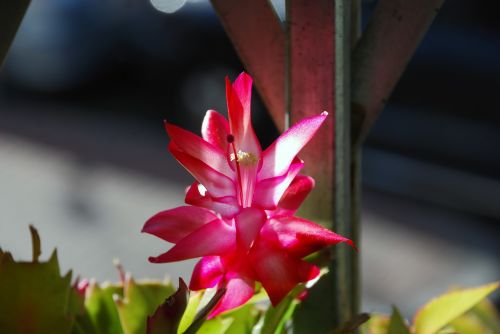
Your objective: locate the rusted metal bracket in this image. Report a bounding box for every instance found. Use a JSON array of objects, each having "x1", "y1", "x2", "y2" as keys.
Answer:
[
  {"x1": 210, "y1": 0, "x2": 286, "y2": 132},
  {"x1": 0, "y1": 0, "x2": 31, "y2": 67},
  {"x1": 286, "y1": 0, "x2": 355, "y2": 331},
  {"x1": 351, "y1": 0, "x2": 445, "y2": 146}
]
